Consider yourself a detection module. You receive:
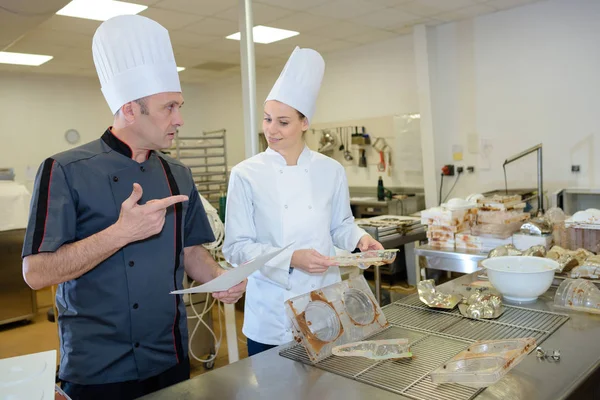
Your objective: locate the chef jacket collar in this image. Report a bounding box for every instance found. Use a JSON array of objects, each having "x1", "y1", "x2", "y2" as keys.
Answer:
[
  {"x1": 265, "y1": 145, "x2": 311, "y2": 167},
  {"x1": 101, "y1": 127, "x2": 152, "y2": 160}
]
